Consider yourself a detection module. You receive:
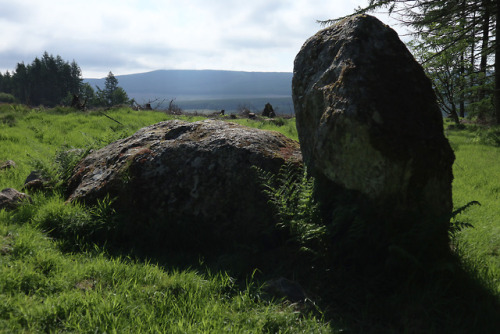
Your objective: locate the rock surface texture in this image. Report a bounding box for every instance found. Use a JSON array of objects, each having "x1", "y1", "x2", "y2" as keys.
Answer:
[
  {"x1": 23, "y1": 170, "x2": 51, "y2": 192},
  {"x1": 0, "y1": 160, "x2": 16, "y2": 170},
  {"x1": 292, "y1": 15, "x2": 455, "y2": 222},
  {"x1": 0, "y1": 188, "x2": 31, "y2": 211},
  {"x1": 66, "y1": 119, "x2": 301, "y2": 249}
]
